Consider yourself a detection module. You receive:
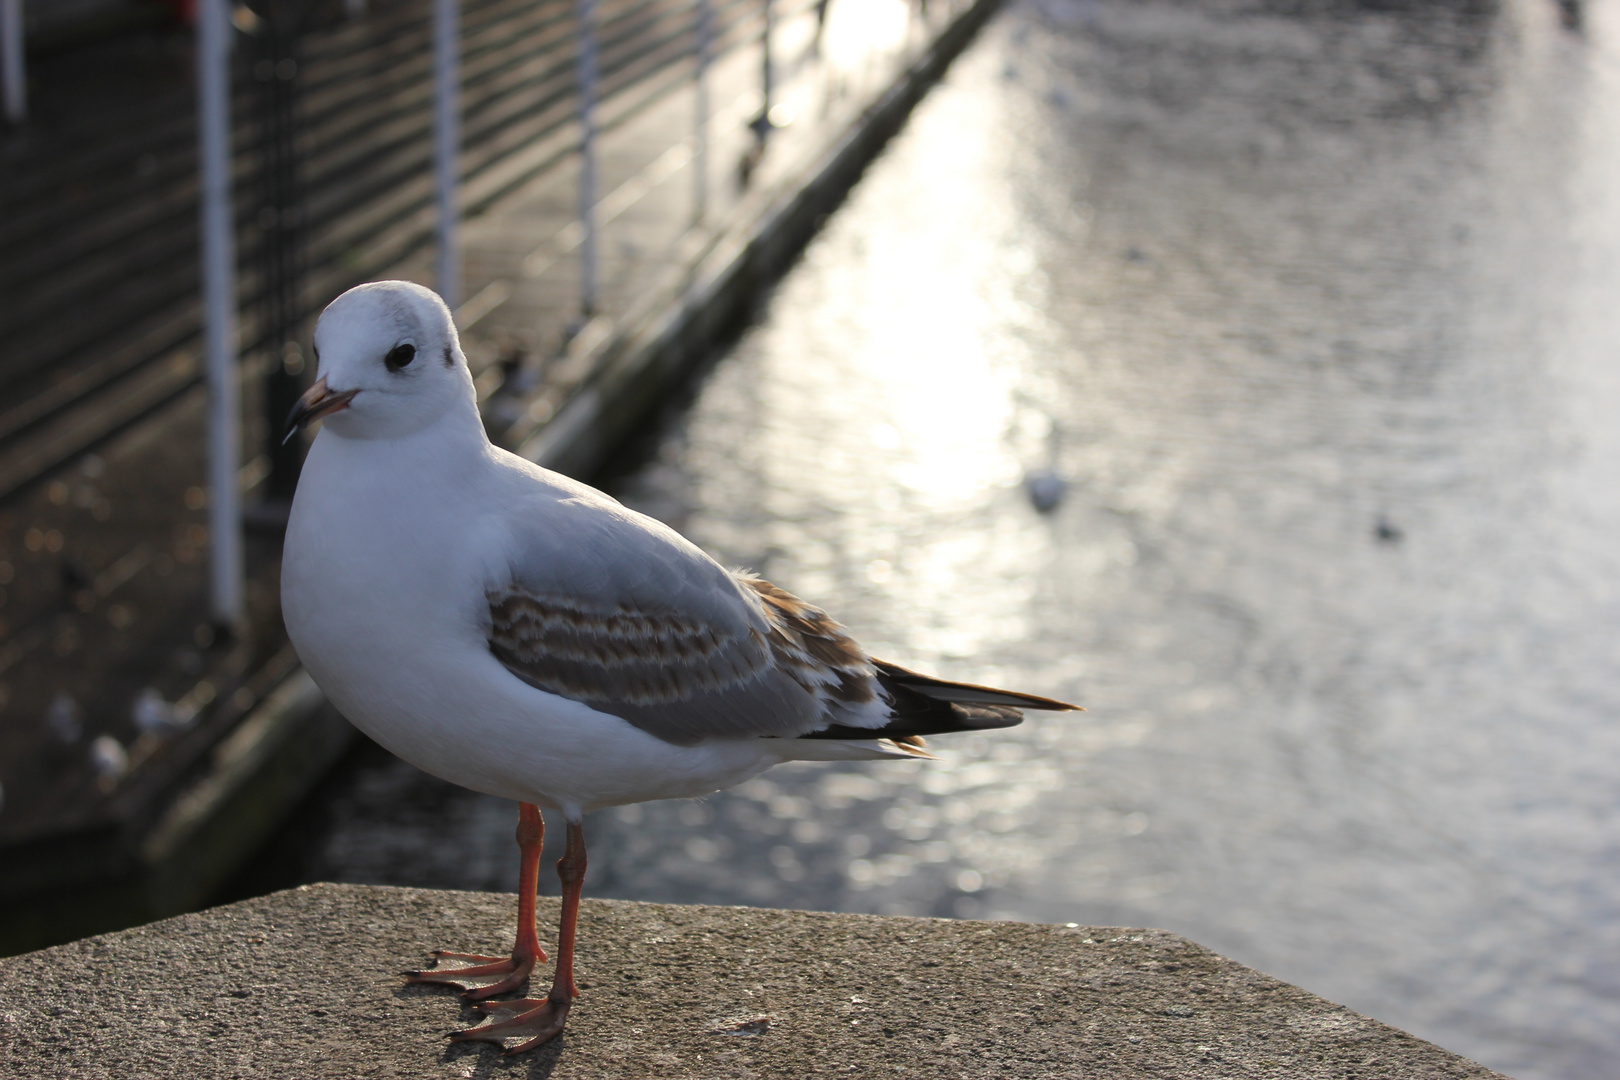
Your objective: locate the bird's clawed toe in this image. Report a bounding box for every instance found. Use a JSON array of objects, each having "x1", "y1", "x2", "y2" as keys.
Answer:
[
  {"x1": 450, "y1": 993, "x2": 573, "y2": 1055},
  {"x1": 406, "y1": 949, "x2": 541, "y2": 999},
  {"x1": 410, "y1": 811, "x2": 583, "y2": 1055}
]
